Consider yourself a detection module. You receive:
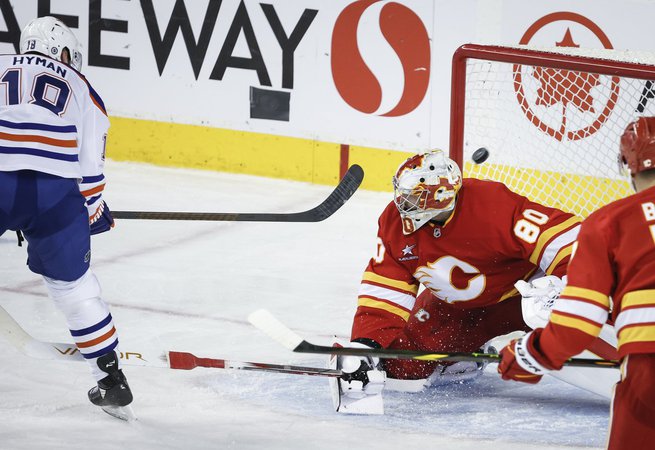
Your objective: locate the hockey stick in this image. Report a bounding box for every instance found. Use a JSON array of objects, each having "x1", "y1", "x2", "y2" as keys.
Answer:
[
  {"x1": 248, "y1": 309, "x2": 620, "y2": 369},
  {"x1": 112, "y1": 164, "x2": 364, "y2": 222},
  {"x1": 0, "y1": 304, "x2": 341, "y2": 377}
]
